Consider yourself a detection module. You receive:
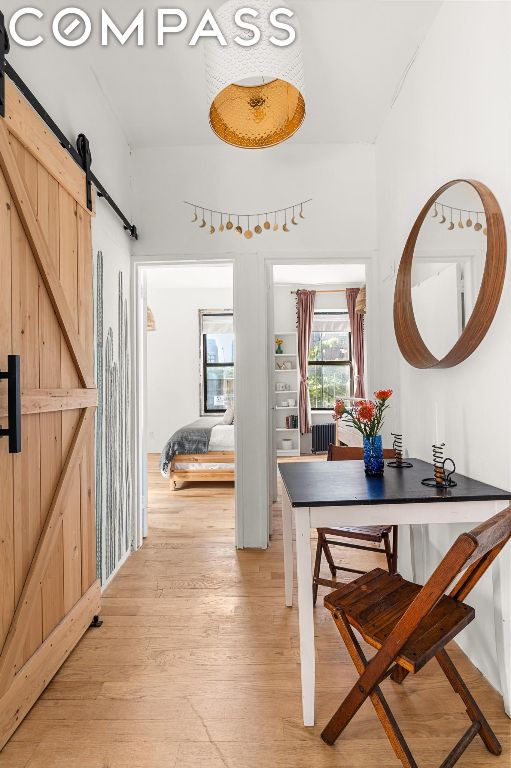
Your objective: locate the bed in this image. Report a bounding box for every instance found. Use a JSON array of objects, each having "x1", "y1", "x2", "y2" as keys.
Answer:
[{"x1": 160, "y1": 417, "x2": 235, "y2": 490}]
